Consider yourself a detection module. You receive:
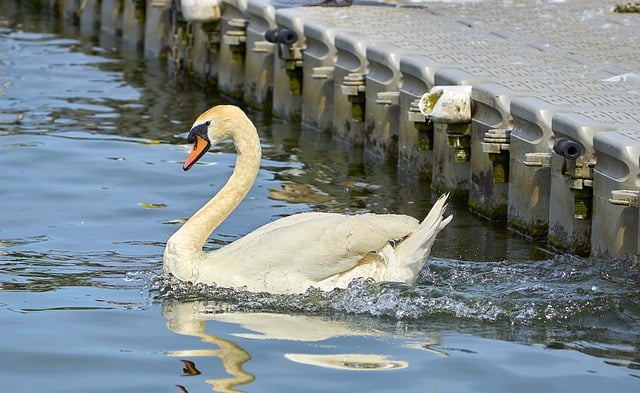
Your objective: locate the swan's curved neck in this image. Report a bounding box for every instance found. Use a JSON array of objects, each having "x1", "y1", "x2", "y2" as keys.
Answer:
[{"x1": 172, "y1": 123, "x2": 261, "y2": 257}]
